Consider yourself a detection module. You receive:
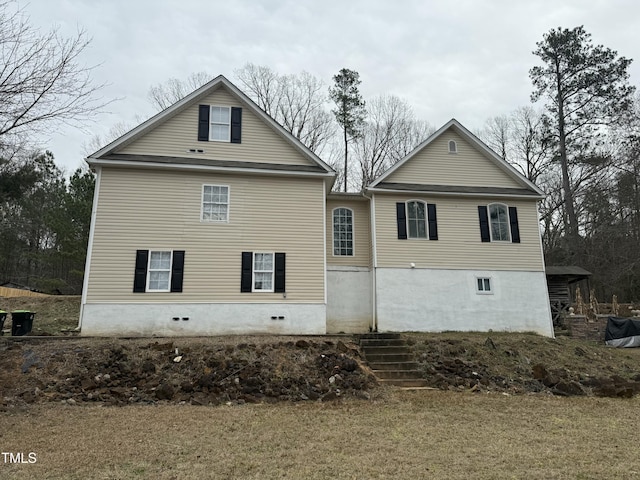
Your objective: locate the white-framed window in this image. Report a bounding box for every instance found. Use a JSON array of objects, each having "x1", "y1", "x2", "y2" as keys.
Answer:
[
  {"x1": 253, "y1": 252, "x2": 274, "y2": 292},
  {"x1": 333, "y1": 207, "x2": 354, "y2": 256},
  {"x1": 407, "y1": 200, "x2": 427, "y2": 239},
  {"x1": 476, "y1": 277, "x2": 492, "y2": 294},
  {"x1": 202, "y1": 185, "x2": 229, "y2": 222},
  {"x1": 489, "y1": 203, "x2": 510, "y2": 242},
  {"x1": 448, "y1": 140, "x2": 457, "y2": 153},
  {"x1": 147, "y1": 251, "x2": 172, "y2": 292},
  {"x1": 210, "y1": 106, "x2": 231, "y2": 142}
]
